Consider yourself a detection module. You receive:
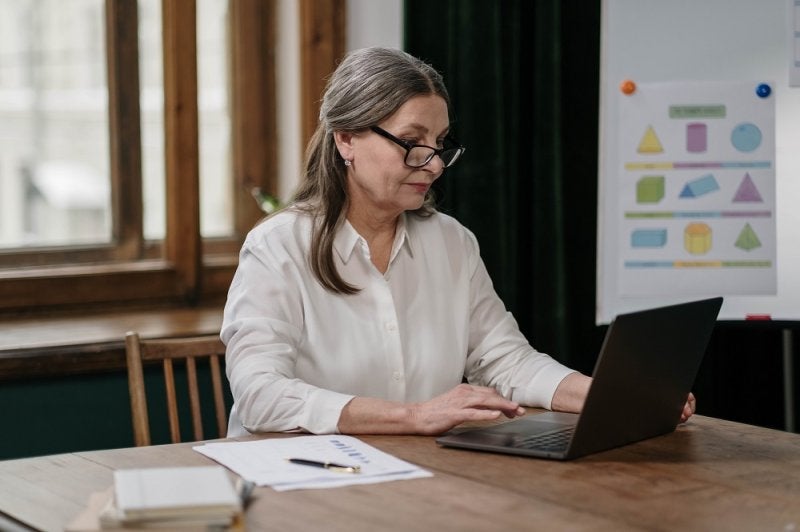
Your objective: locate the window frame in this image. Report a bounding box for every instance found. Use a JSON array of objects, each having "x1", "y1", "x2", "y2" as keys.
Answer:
[
  {"x1": 0, "y1": 0, "x2": 344, "y2": 316},
  {"x1": 0, "y1": 0, "x2": 278, "y2": 314}
]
